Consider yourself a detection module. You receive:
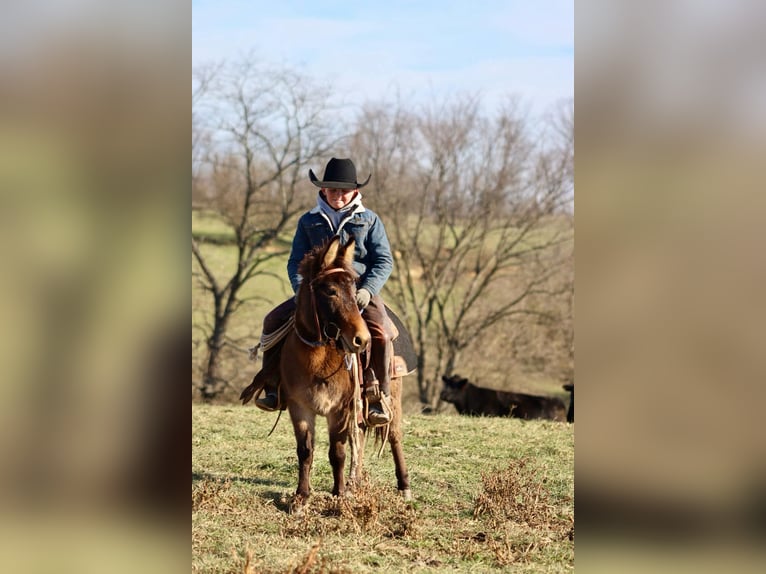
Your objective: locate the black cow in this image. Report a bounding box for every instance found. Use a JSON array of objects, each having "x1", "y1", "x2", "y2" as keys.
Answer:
[
  {"x1": 440, "y1": 374, "x2": 567, "y2": 422},
  {"x1": 563, "y1": 383, "x2": 574, "y2": 423}
]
